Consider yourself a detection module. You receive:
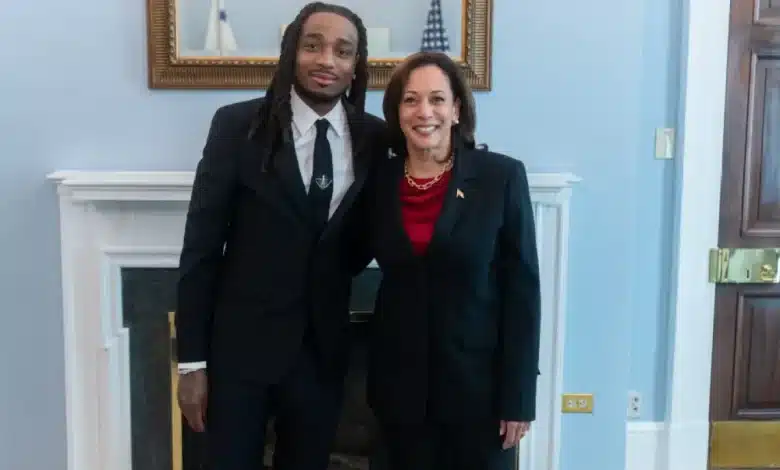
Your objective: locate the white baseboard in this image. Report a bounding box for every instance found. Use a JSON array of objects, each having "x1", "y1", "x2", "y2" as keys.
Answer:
[{"x1": 625, "y1": 422, "x2": 665, "y2": 470}]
